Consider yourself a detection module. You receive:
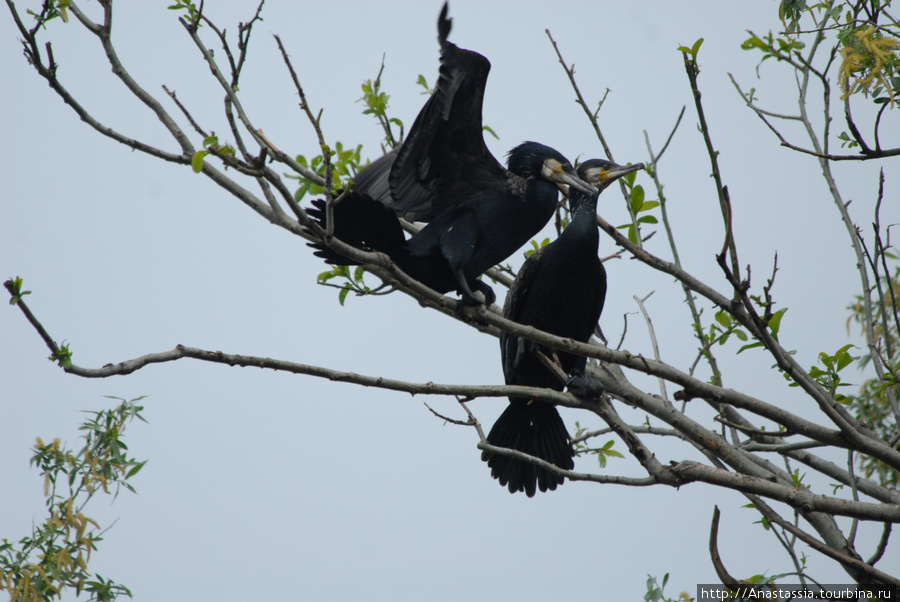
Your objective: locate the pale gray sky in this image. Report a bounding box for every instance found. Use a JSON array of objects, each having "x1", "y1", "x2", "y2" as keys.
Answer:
[{"x1": 1, "y1": 1, "x2": 896, "y2": 600}]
